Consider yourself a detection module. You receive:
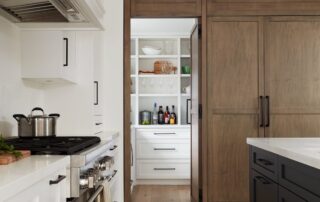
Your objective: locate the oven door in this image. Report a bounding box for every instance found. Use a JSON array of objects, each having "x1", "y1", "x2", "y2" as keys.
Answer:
[{"x1": 71, "y1": 170, "x2": 117, "y2": 202}]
